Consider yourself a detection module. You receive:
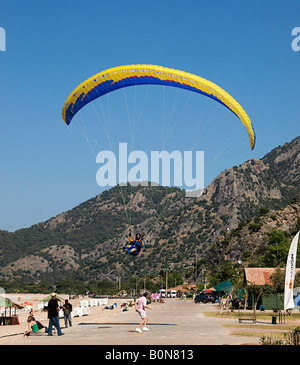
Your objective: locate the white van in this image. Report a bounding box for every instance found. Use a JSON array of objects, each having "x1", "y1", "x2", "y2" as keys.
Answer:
[
  {"x1": 158, "y1": 289, "x2": 166, "y2": 298},
  {"x1": 168, "y1": 290, "x2": 177, "y2": 298}
]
